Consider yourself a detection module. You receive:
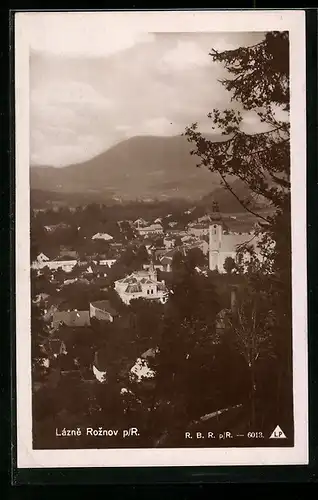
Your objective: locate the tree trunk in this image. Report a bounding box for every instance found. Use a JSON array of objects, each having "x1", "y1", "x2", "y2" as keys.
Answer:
[{"x1": 249, "y1": 365, "x2": 257, "y2": 427}]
